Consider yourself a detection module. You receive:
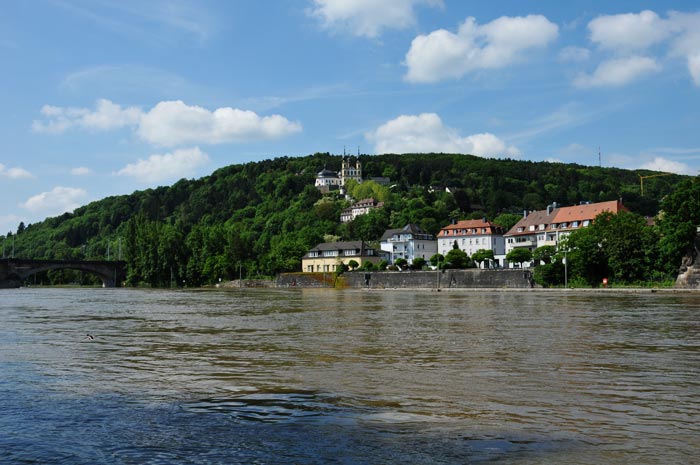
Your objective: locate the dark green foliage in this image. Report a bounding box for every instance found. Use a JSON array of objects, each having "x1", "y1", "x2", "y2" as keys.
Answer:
[
  {"x1": 471, "y1": 249, "x2": 494, "y2": 267},
  {"x1": 563, "y1": 210, "x2": 663, "y2": 286},
  {"x1": 506, "y1": 248, "x2": 532, "y2": 266},
  {"x1": 532, "y1": 245, "x2": 556, "y2": 264},
  {"x1": 412, "y1": 257, "x2": 427, "y2": 270},
  {"x1": 445, "y1": 248, "x2": 471, "y2": 269},
  {"x1": 3, "y1": 153, "x2": 687, "y2": 286}
]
